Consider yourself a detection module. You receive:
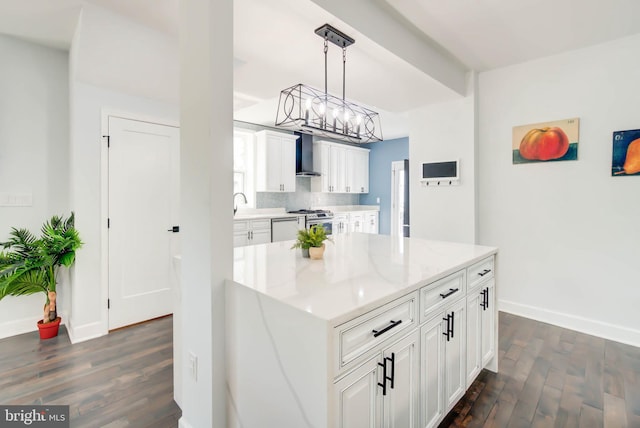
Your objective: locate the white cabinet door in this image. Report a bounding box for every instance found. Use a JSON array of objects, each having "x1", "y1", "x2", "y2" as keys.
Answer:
[
  {"x1": 353, "y1": 149, "x2": 369, "y2": 193},
  {"x1": 365, "y1": 212, "x2": 379, "y2": 234},
  {"x1": 311, "y1": 142, "x2": 331, "y2": 192},
  {"x1": 350, "y1": 213, "x2": 364, "y2": 233},
  {"x1": 420, "y1": 315, "x2": 445, "y2": 428},
  {"x1": 345, "y1": 148, "x2": 369, "y2": 194},
  {"x1": 281, "y1": 136, "x2": 297, "y2": 192},
  {"x1": 255, "y1": 131, "x2": 296, "y2": 192},
  {"x1": 382, "y1": 331, "x2": 420, "y2": 428},
  {"x1": 330, "y1": 144, "x2": 347, "y2": 193},
  {"x1": 334, "y1": 356, "x2": 382, "y2": 428},
  {"x1": 480, "y1": 281, "x2": 495, "y2": 368},
  {"x1": 466, "y1": 290, "x2": 482, "y2": 387},
  {"x1": 444, "y1": 299, "x2": 466, "y2": 411},
  {"x1": 233, "y1": 232, "x2": 248, "y2": 247},
  {"x1": 334, "y1": 214, "x2": 349, "y2": 235},
  {"x1": 251, "y1": 228, "x2": 271, "y2": 245}
]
